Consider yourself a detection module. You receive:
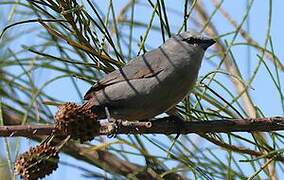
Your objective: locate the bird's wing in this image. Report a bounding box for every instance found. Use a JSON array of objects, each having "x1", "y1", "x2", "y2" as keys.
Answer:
[{"x1": 84, "y1": 48, "x2": 164, "y2": 100}]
